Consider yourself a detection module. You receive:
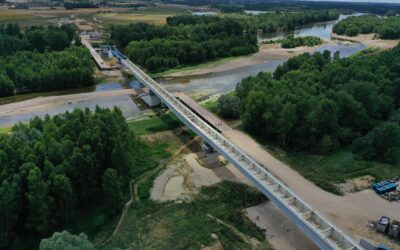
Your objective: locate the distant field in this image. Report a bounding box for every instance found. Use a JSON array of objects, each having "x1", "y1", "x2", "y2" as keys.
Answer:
[
  {"x1": 96, "y1": 13, "x2": 171, "y2": 25},
  {"x1": 95, "y1": 5, "x2": 192, "y2": 25}
]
